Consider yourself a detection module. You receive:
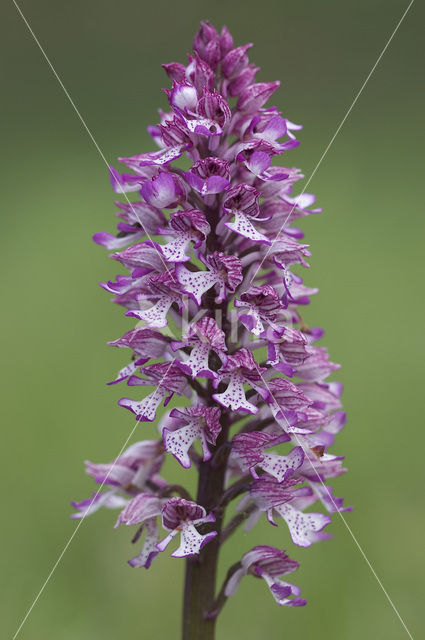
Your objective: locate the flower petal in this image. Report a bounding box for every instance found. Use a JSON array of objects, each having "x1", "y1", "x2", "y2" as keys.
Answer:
[
  {"x1": 128, "y1": 519, "x2": 159, "y2": 569},
  {"x1": 118, "y1": 387, "x2": 170, "y2": 422},
  {"x1": 213, "y1": 373, "x2": 258, "y2": 414},
  {"x1": 225, "y1": 212, "x2": 271, "y2": 245},
  {"x1": 175, "y1": 263, "x2": 219, "y2": 305},
  {"x1": 275, "y1": 503, "x2": 331, "y2": 547},
  {"x1": 171, "y1": 523, "x2": 217, "y2": 558}
]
